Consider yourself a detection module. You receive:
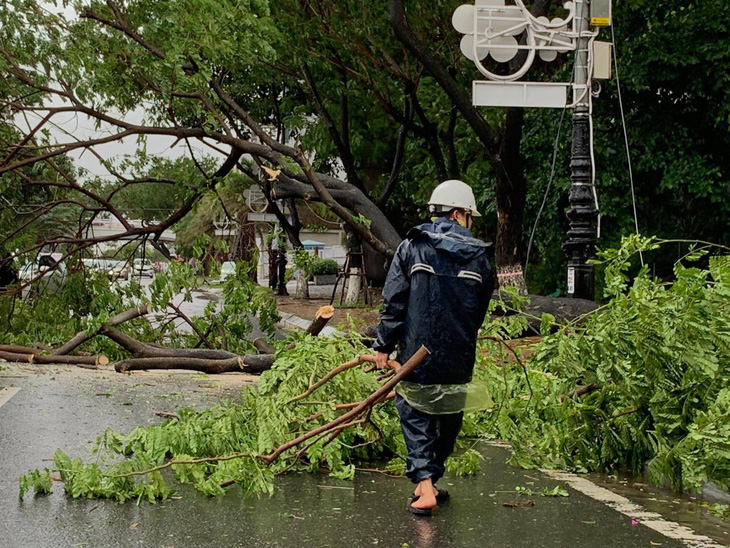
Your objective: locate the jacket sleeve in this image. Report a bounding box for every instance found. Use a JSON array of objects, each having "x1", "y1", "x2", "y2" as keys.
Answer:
[
  {"x1": 475, "y1": 256, "x2": 495, "y2": 326},
  {"x1": 373, "y1": 241, "x2": 411, "y2": 354}
]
